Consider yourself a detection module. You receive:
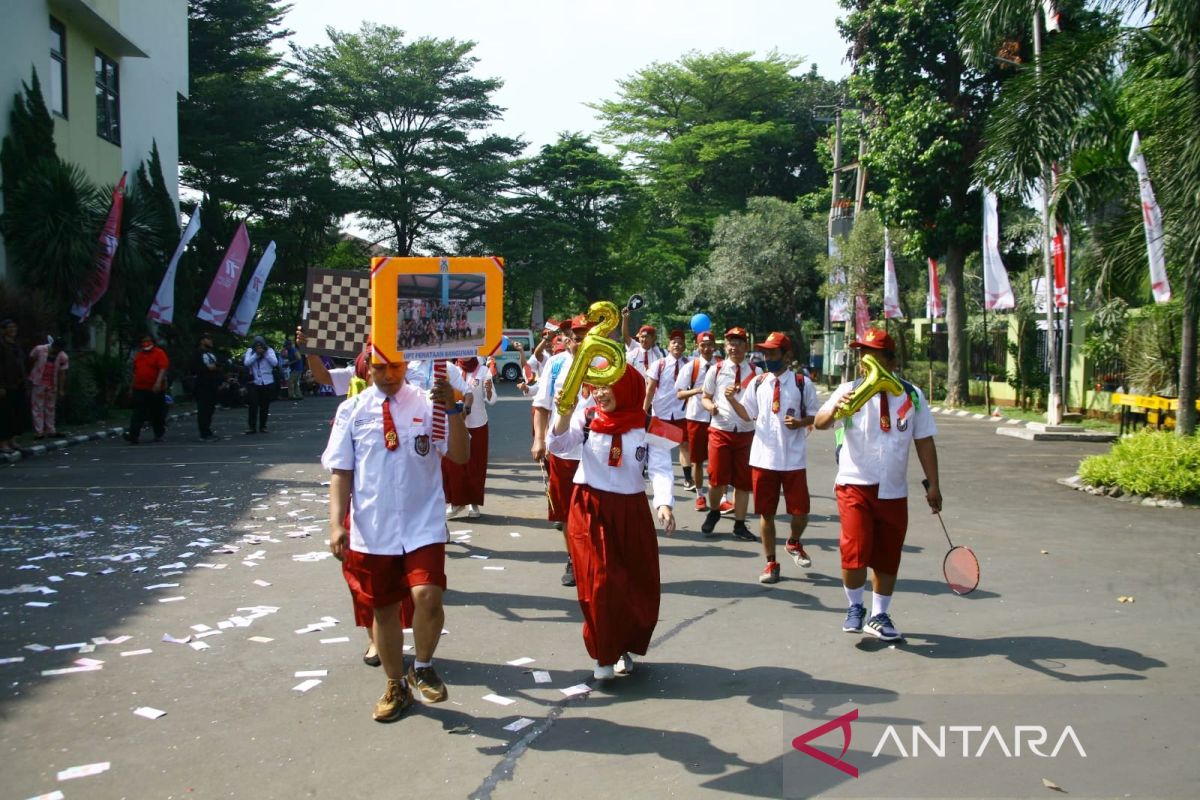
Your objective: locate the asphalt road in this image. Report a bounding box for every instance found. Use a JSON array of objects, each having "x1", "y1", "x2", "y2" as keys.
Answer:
[{"x1": 1, "y1": 385, "x2": 1197, "y2": 799}]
